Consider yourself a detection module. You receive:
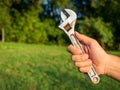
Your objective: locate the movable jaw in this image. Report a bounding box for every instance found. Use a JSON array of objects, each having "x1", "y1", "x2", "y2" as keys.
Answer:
[
  {"x1": 61, "y1": 9, "x2": 77, "y2": 22},
  {"x1": 59, "y1": 9, "x2": 77, "y2": 36}
]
